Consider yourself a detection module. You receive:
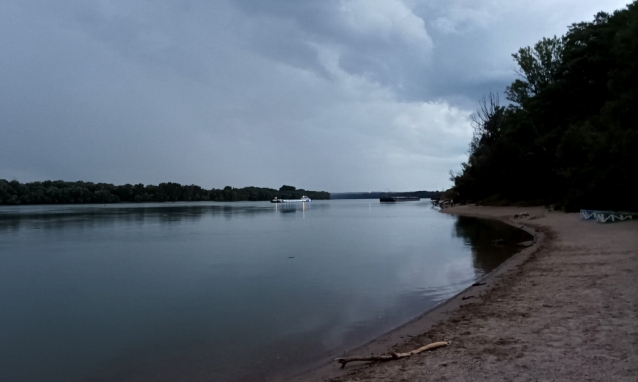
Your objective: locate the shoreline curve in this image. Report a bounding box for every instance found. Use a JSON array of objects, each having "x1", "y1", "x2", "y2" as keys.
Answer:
[
  {"x1": 294, "y1": 205, "x2": 638, "y2": 381},
  {"x1": 284, "y1": 206, "x2": 545, "y2": 382}
]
